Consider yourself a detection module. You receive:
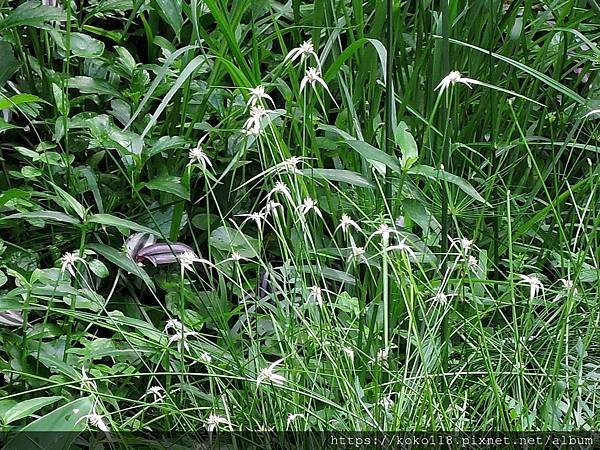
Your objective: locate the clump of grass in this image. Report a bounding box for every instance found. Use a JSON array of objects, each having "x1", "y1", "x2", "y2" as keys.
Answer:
[{"x1": 0, "y1": 0, "x2": 598, "y2": 439}]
